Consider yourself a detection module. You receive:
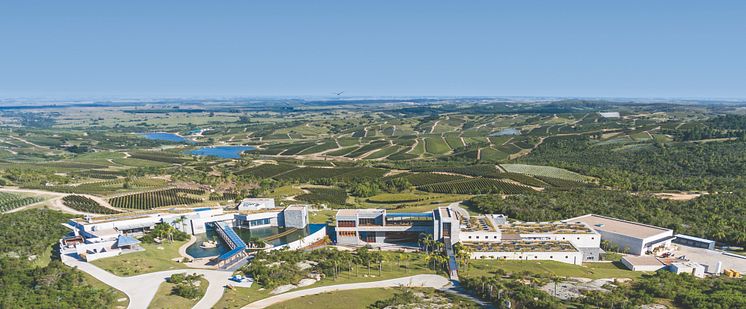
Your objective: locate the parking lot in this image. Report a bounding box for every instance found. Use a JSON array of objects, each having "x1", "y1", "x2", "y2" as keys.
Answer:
[{"x1": 671, "y1": 244, "x2": 746, "y2": 273}]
